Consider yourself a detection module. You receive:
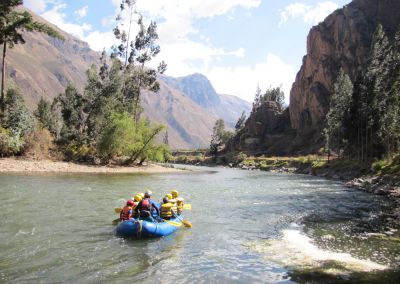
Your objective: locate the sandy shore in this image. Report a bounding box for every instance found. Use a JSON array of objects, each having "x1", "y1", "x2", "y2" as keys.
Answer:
[{"x1": 0, "y1": 158, "x2": 182, "y2": 174}]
